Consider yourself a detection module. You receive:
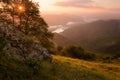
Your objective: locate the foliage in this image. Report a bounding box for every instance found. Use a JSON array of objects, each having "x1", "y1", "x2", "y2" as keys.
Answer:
[
  {"x1": 0, "y1": 0, "x2": 54, "y2": 52},
  {"x1": 0, "y1": 54, "x2": 119, "y2": 80},
  {"x1": 0, "y1": 35, "x2": 7, "y2": 51},
  {"x1": 113, "y1": 52, "x2": 120, "y2": 59},
  {"x1": 61, "y1": 45, "x2": 96, "y2": 60}
]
